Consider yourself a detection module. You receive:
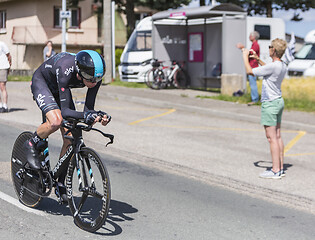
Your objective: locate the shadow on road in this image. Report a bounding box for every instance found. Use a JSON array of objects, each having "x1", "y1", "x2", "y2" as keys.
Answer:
[
  {"x1": 7, "y1": 108, "x2": 27, "y2": 113},
  {"x1": 97, "y1": 199, "x2": 138, "y2": 236},
  {"x1": 253, "y1": 160, "x2": 293, "y2": 172},
  {"x1": 37, "y1": 197, "x2": 138, "y2": 236}
]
